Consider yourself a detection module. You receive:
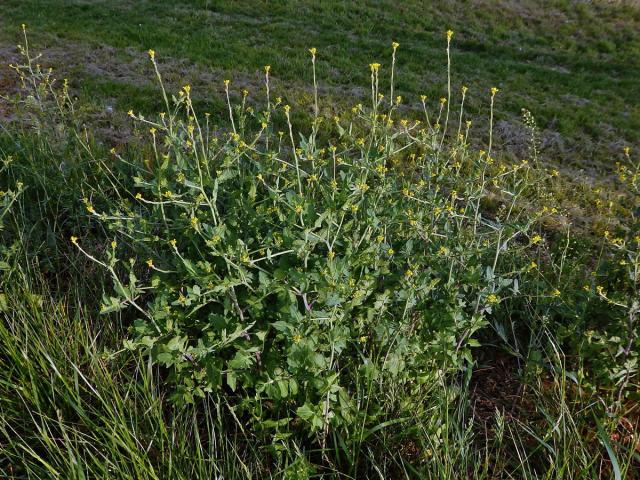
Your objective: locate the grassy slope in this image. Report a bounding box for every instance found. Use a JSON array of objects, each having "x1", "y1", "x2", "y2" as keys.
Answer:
[{"x1": 1, "y1": 0, "x2": 639, "y2": 168}]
